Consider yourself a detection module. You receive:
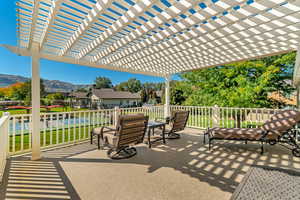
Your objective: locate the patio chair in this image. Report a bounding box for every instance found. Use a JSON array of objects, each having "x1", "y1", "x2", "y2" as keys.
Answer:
[
  {"x1": 205, "y1": 110, "x2": 300, "y2": 157},
  {"x1": 156, "y1": 110, "x2": 190, "y2": 139},
  {"x1": 91, "y1": 114, "x2": 149, "y2": 159}
]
